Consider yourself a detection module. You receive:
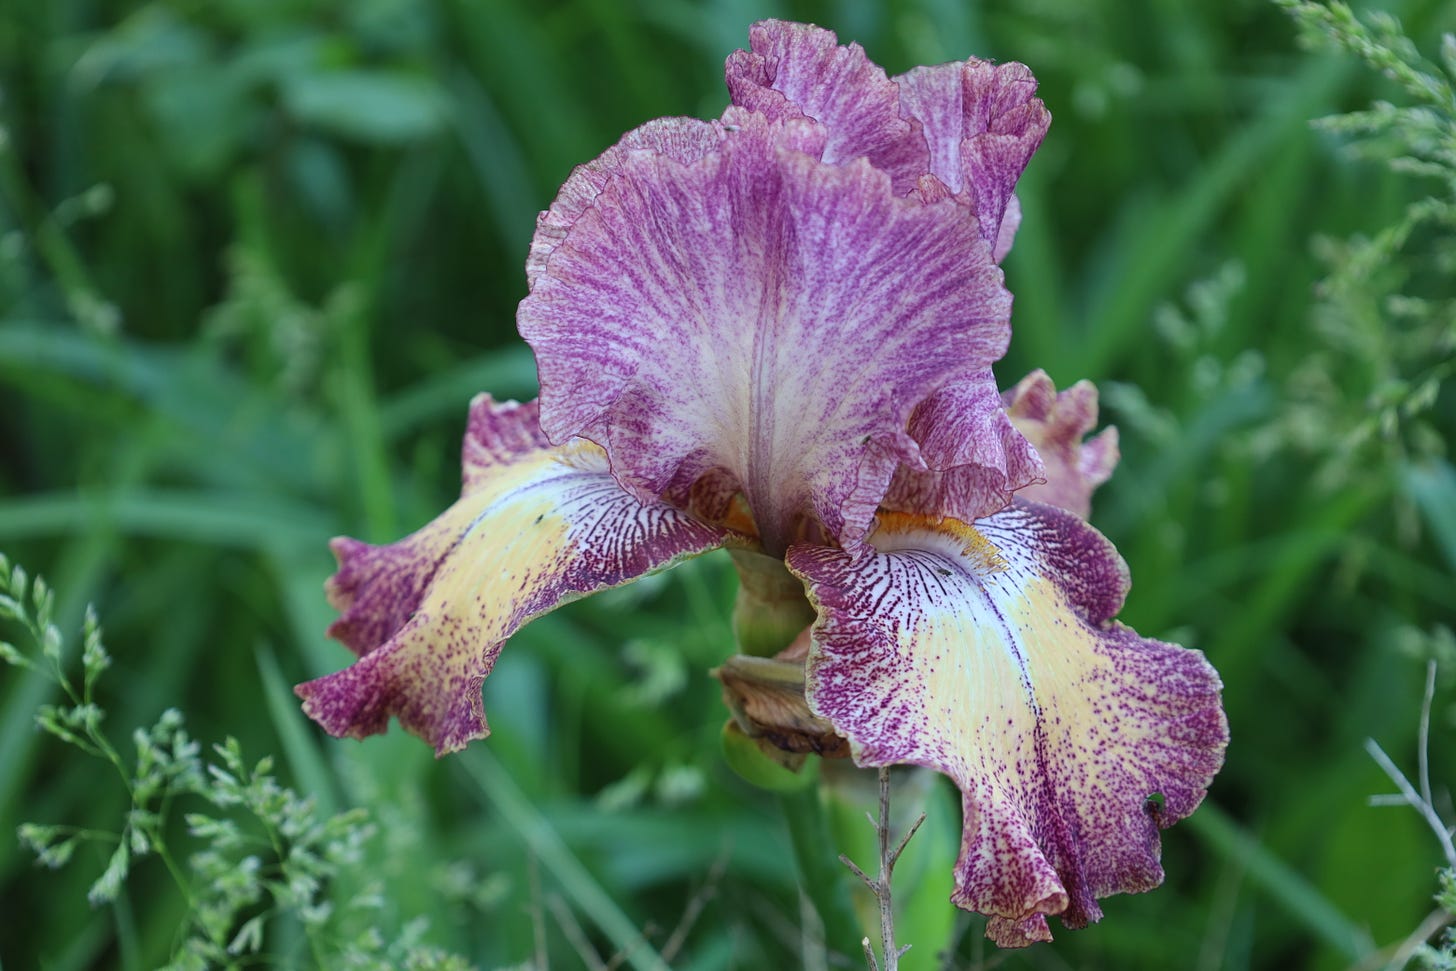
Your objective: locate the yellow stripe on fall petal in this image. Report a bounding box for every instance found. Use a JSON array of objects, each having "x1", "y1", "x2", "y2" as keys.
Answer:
[
  {"x1": 301, "y1": 396, "x2": 727, "y2": 755},
  {"x1": 787, "y1": 501, "x2": 1226, "y2": 946}
]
